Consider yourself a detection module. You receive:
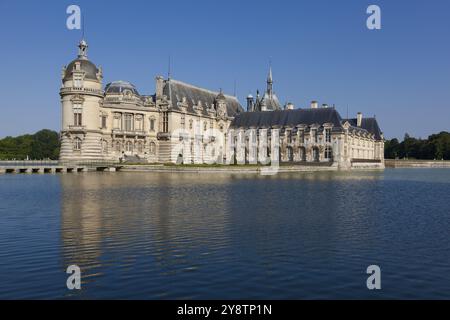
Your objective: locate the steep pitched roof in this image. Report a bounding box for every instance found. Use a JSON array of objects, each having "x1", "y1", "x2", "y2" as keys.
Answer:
[
  {"x1": 230, "y1": 108, "x2": 344, "y2": 129},
  {"x1": 163, "y1": 79, "x2": 243, "y2": 116}
]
